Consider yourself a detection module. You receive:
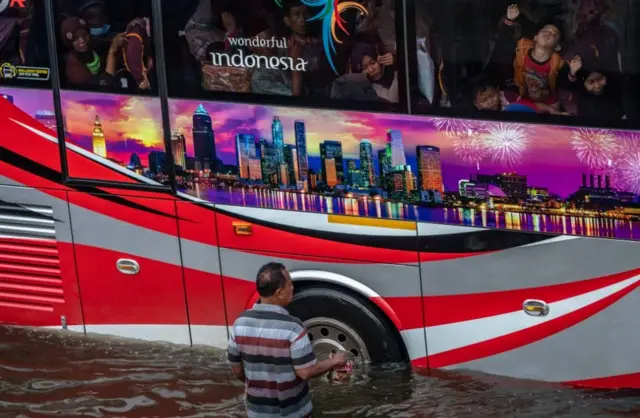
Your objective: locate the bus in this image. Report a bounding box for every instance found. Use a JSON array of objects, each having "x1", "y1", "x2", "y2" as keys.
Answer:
[{"x1": 1, "y1": 0, "x2": 639, "y2": 389}]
